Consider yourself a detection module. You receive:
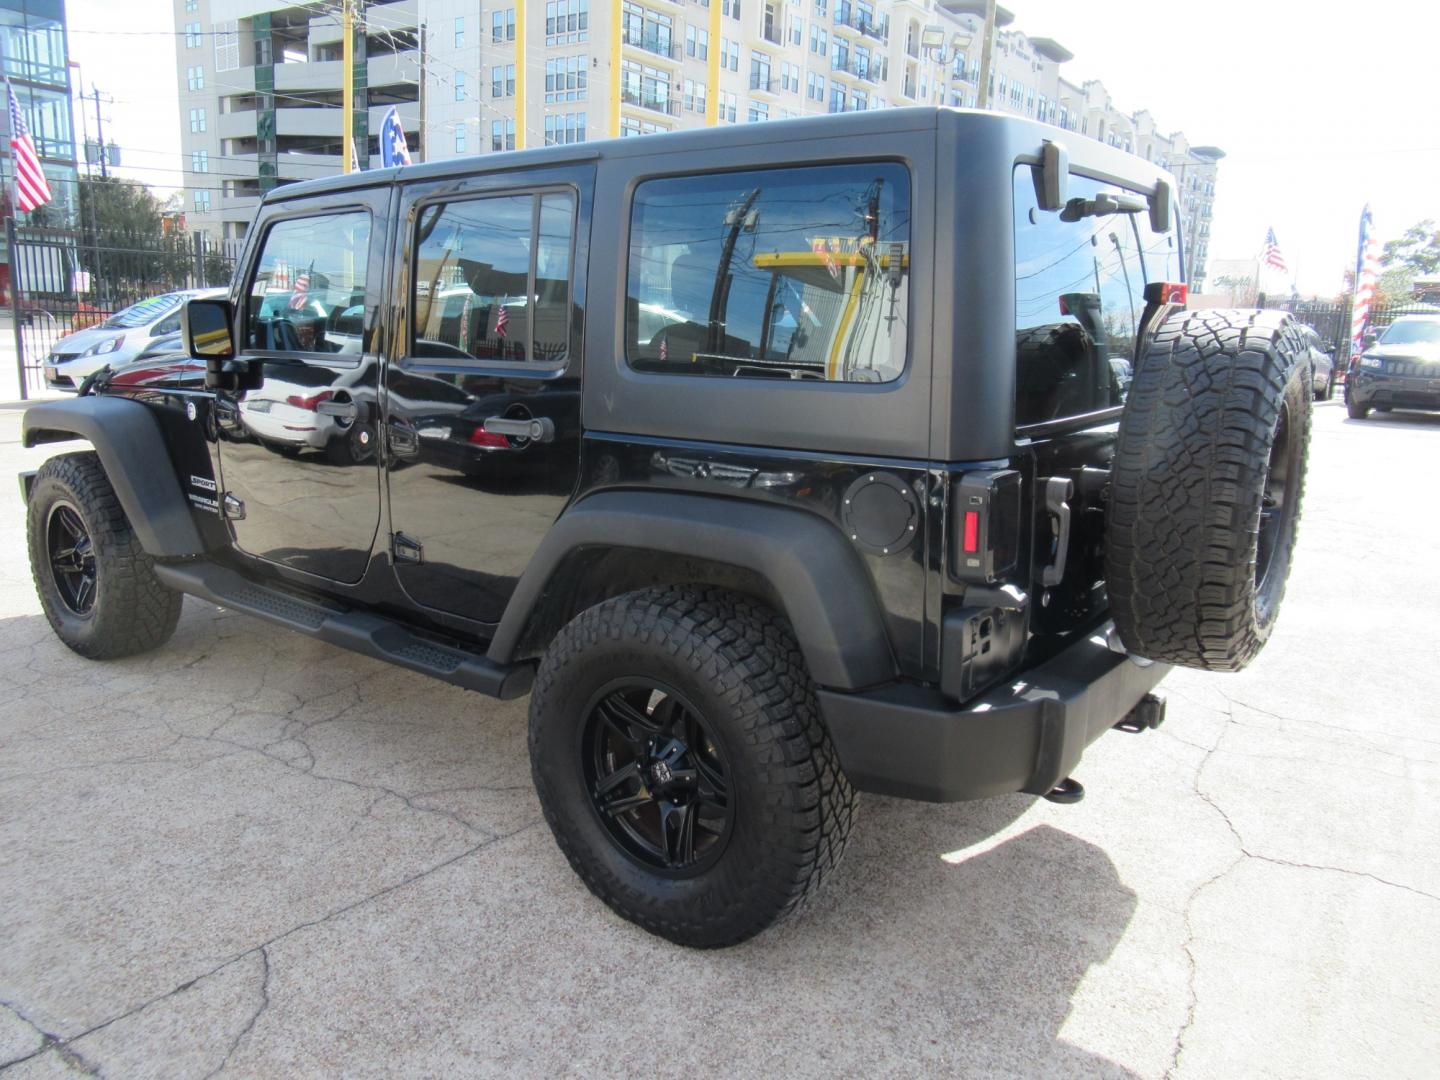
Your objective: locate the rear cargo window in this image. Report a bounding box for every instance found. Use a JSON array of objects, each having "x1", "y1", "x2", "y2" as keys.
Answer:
[
  {"x1": 626, "y1": 162, "x2": 910, "y2": 383},
  {"x1": 1012, "y1": 167, "x2": 1177, "y2": 426}
]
